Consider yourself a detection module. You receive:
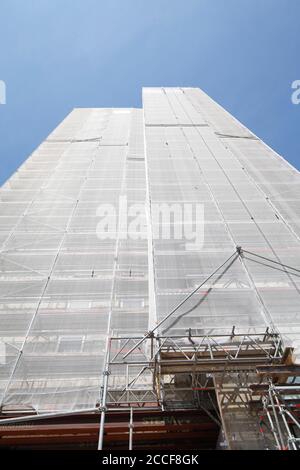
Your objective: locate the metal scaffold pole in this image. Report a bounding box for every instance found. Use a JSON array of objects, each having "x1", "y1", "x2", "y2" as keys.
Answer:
[
  {"x1": 129, "y1": 408, "x2": 134, "y2": 450},
  {"x1": 98, "y1": 369, "x2": 110, "y2": 450},
  {"x1": 261, "y1": 382, "x2": 300, "y2": 450},
  {"x1": 98, "y1": 336, "x2": 111, "y2": 451},
  {"x1": 123, "y1": 250, "x2": 239, "y2": 359}
]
